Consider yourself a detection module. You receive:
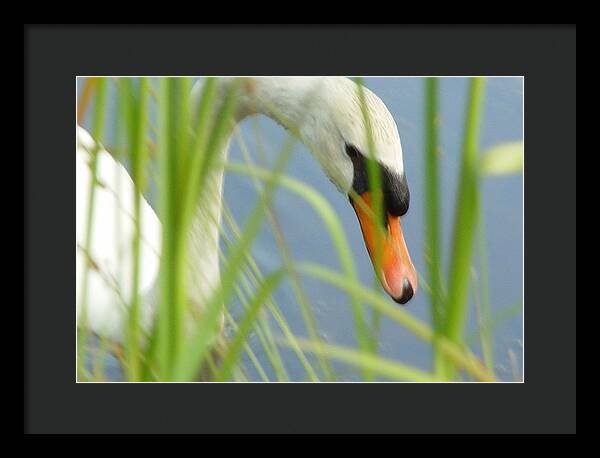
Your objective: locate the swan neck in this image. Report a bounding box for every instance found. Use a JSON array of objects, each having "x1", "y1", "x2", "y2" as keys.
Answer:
[
  {"x1": 186, "y1": 130, "x2": 232, "y2": 309},
  {"x1": 185, "y1": 77, "x2": 324, "y2": 307}
]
